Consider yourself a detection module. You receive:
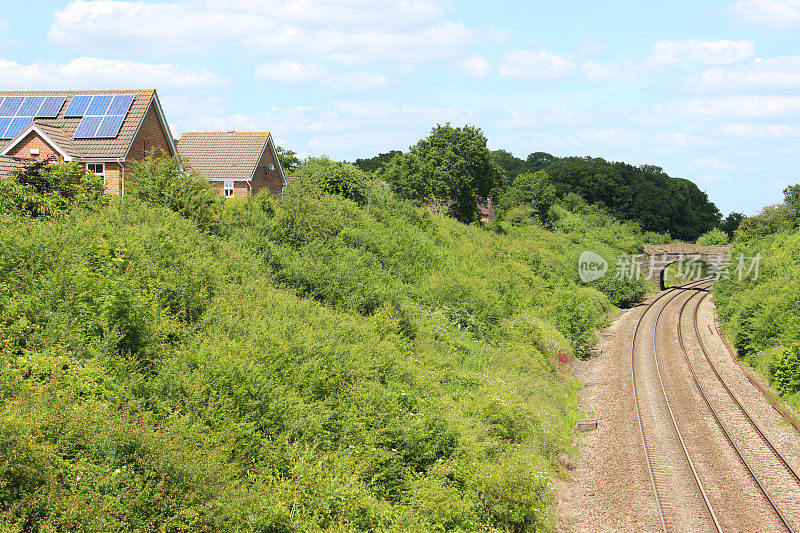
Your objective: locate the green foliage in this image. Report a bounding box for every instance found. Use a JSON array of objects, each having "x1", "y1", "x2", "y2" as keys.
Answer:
[
  {"x1": 0, "y1": 160, "x2": 107, "y2": 218},
  {"x1": 642, "y1": 231, "x2": 673, "y2": 244},
  {"x1": 292, "y1": 156, "x2": 372, "y2": 205},
  {"x1": 588, "y1": 274, "x2": 647, "y2": 308},
  {"x1": 736, "y1": 204, "x2": 794, "y2": 239},
  {"x1": 381, "y1": 124, "x2": 503, "y2": 224},
  {"x1": 490, "y1": 149, "x2": 528, "y2": 179},
  {"x1": 696, "y1": 227, "x2": 729, "y2": 245},
  {"x1": 0, "y1": 158, "x2": 650, "y2": 530},
  {"x1": 783, "y1": 184, "x2": 800, "y2": 223},
  {"x1": 770, "y1": 344, "x2": 800, "y2": 394},
  {"x1": 498, "y1": 170, "x2": 556, "y2": 223},
  {"x1": 716, "y1": 203, "x2": 800, "y2": 410},
  {"x1": 275, "y1": 145, "x2": 300, "y2": 173},
  {"x1": 721, "y1": 212, "x2": 744, "y2": 239},
  {"x1": 127, "y1": 153, "x2": 222, "y2": 233},
  {"x1": 544, "y1": 156, "x2": 721, "y2": 241},
  {"x1": 354, "y1": 150, "x2": 402, "y2": 173}
]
